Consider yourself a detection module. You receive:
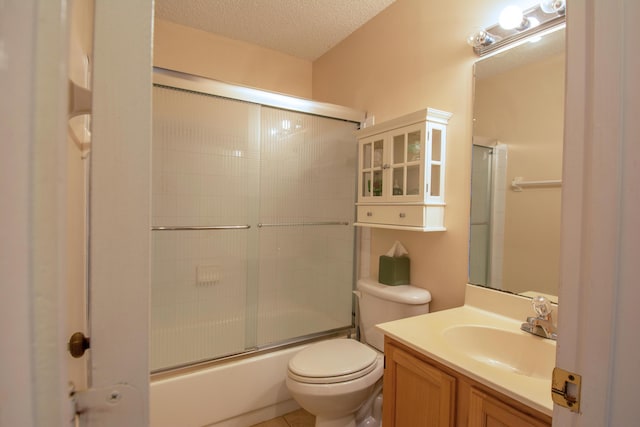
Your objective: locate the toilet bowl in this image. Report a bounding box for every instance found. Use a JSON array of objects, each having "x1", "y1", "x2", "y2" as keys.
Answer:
[
  {"x1": 286, "y1": 339, "x2": 383, "y2": 427},
  {"x1": 286, "y1": 279, "x2": 432, "y2": 427}
]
